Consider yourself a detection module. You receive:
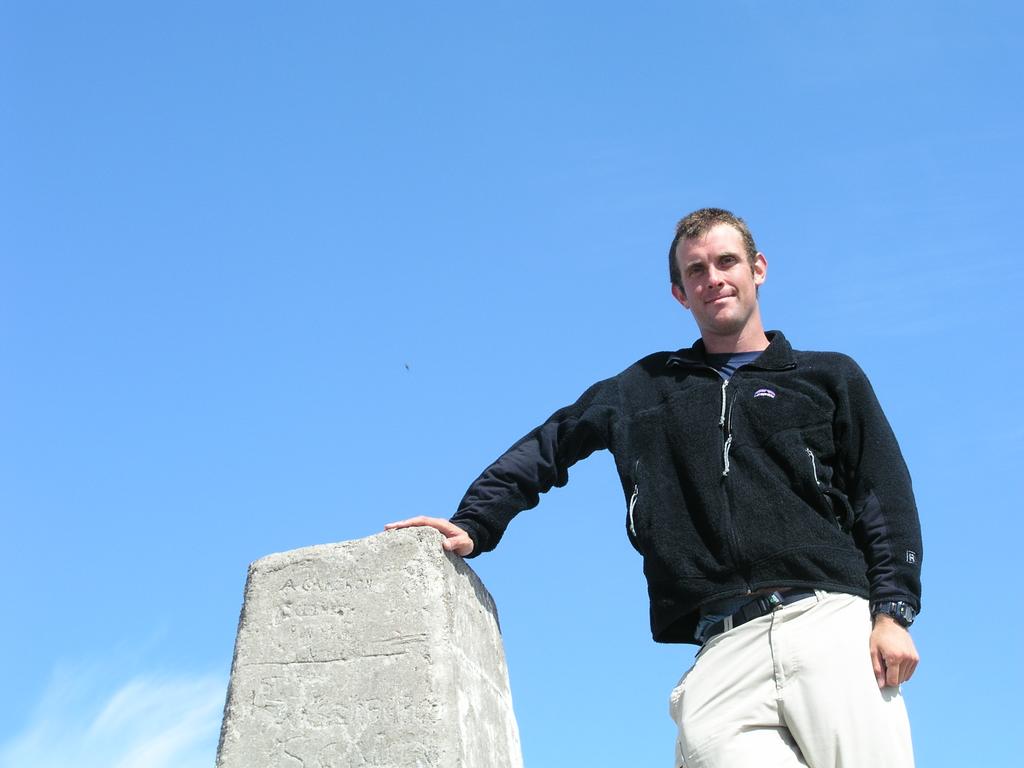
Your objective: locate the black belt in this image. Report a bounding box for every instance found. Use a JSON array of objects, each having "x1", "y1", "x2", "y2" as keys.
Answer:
[{"x1": 701, "y1": 590, "x2": 817, "y2": 643}]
